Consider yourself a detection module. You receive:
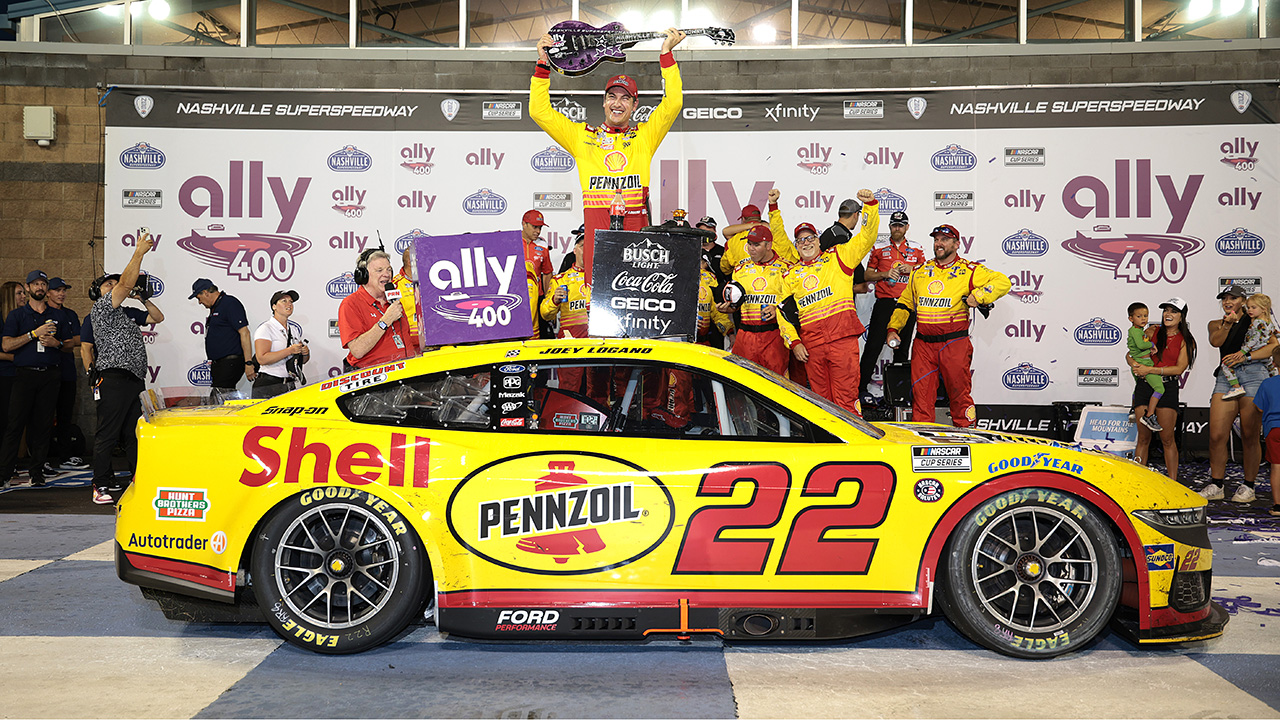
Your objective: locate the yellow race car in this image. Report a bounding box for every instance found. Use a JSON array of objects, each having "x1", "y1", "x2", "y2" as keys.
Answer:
[{"x1": 116, "y1": 338, "x2": 1226, "y2": 657}]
